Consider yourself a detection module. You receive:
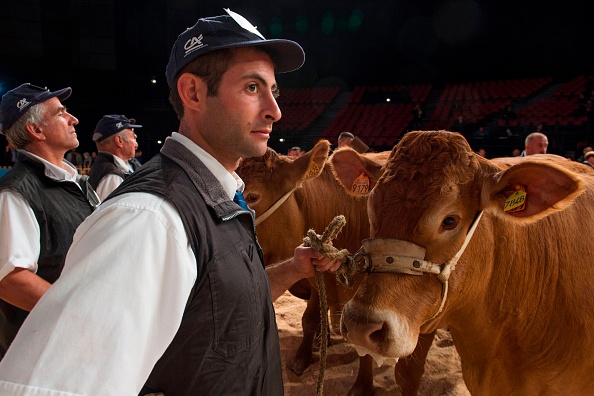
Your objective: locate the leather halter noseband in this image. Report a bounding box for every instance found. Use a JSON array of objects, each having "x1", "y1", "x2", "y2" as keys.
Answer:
[{"x1": 353, "y1": 211, "x2": 484, "y2": 322}]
